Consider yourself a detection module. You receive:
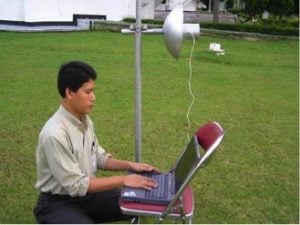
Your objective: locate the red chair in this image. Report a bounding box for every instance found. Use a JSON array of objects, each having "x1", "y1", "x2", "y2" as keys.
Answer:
[{"x1": 120, "y1": 121, "x2": 225, "y2": 224}]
